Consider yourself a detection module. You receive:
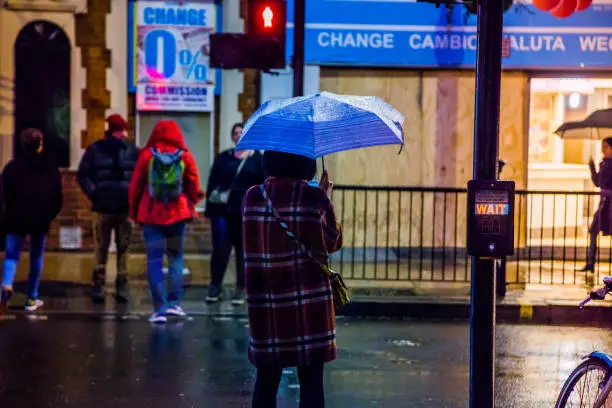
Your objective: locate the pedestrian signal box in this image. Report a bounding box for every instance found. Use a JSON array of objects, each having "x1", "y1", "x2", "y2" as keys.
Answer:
[{"x1": 467, "y1": 180, "x2": 515, "y2": 258}]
